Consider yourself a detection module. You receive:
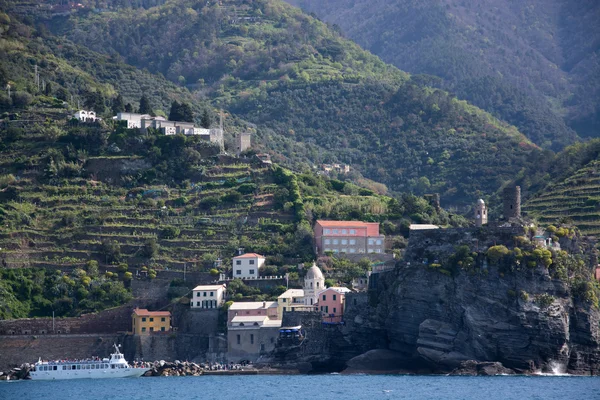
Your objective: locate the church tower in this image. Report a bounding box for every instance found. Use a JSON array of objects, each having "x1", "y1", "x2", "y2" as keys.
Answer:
[
  {"x1": 304, "y1": 263, "x2": 325, "y2": 307},
  {"x1": 475, "y1": 199, "x2": 488, "y2": 227}
]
